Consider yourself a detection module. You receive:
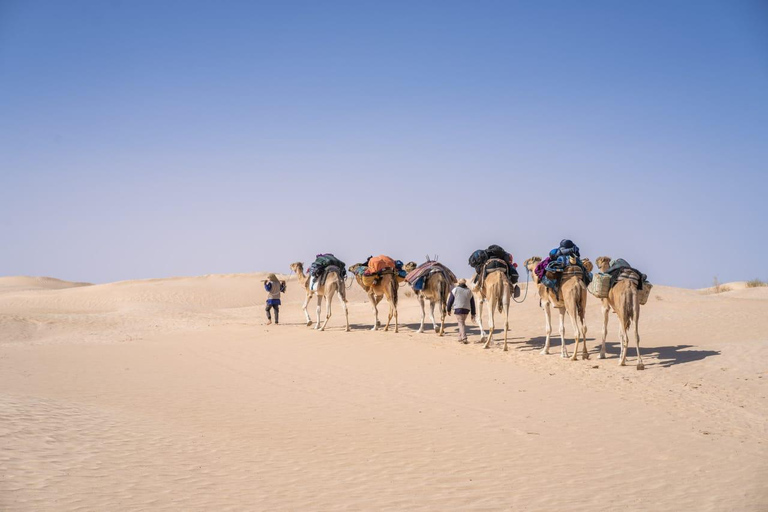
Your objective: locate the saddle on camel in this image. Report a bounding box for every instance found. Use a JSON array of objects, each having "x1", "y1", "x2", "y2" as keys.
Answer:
[
  {"x1": 307, "y1": 253, "x2": 347, "y2": 290},
  {"x1": 404, "y1": 260, "x2": 457, "y2": 291},
  {"x1": 534, "y1": 239, "x2": 592, "y2": 298},
  {"x1": 589, "y1": 258, "x2": 652, "y2": 305},
  {"x1": 468, "y1": 244, "x2": 520, "y2": 290},
  {"x1": 352, "y1": 255, "x2": 408, "y2": 286}
]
